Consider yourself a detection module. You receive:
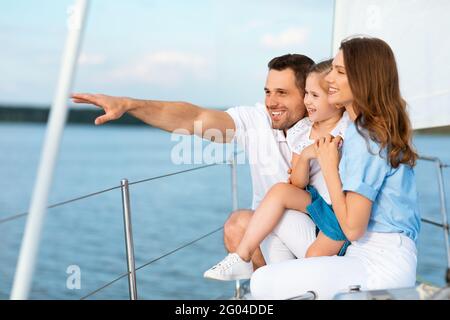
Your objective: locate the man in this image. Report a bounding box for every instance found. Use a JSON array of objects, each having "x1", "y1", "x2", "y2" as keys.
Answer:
[{"x1": 72, "y1": 54, "x2": 317, "y2": 274}]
